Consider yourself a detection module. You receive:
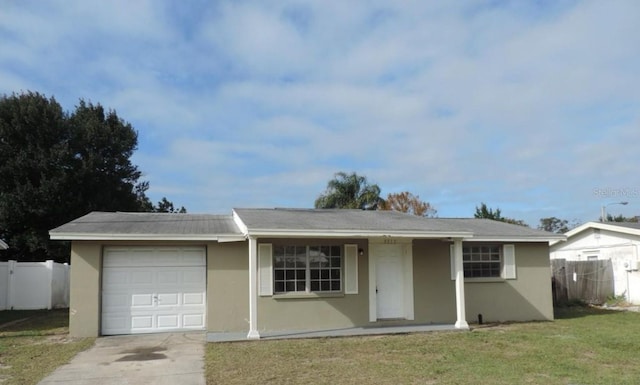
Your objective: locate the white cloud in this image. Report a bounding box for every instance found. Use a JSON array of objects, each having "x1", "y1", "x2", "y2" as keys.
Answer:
[{"x1": 1, "y1": 0, "x2": 639, "y2": 225}]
